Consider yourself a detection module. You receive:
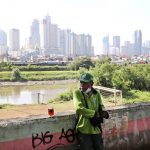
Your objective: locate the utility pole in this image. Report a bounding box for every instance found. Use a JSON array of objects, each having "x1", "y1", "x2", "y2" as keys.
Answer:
[{"x1": 37, "y1": 93, "x2": 40, "y2": 104}]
